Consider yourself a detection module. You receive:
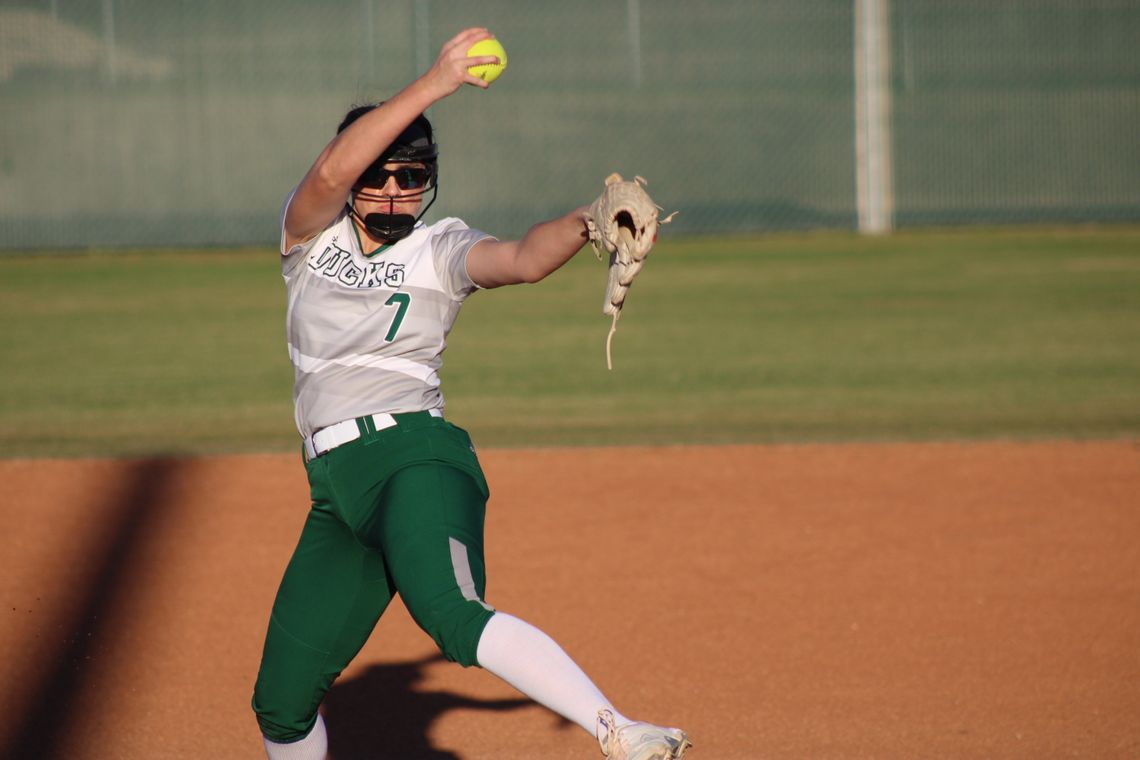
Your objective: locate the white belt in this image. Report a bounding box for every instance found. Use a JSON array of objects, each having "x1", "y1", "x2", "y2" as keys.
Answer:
[{"x1": 304, "y1": 408, "x2": 443, "y2": 461}]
